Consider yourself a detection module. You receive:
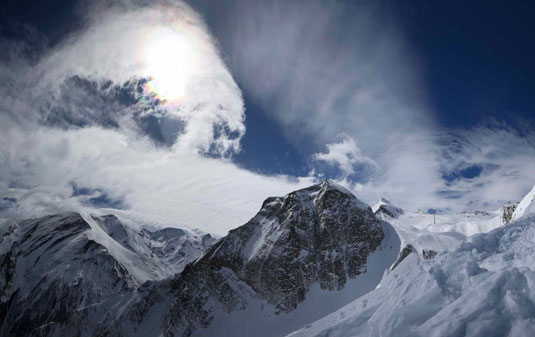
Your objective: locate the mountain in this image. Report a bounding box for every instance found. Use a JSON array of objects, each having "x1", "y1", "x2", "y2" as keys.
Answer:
[
  {"x1": 0, "y1": 213, "x2": 212, "y2": 337},
  {"x1": 102, "y1": 180, "x2": 400, "y2": 337},
  {"x1": 372, "y1": 198, "x2": 404, "y2": 219},
  {"x1": 3, "y1": 179, "x2": 535, "y2": 337},
  {"x1": 289, "y1": 185, "x2": 535, "y2": 337}
]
